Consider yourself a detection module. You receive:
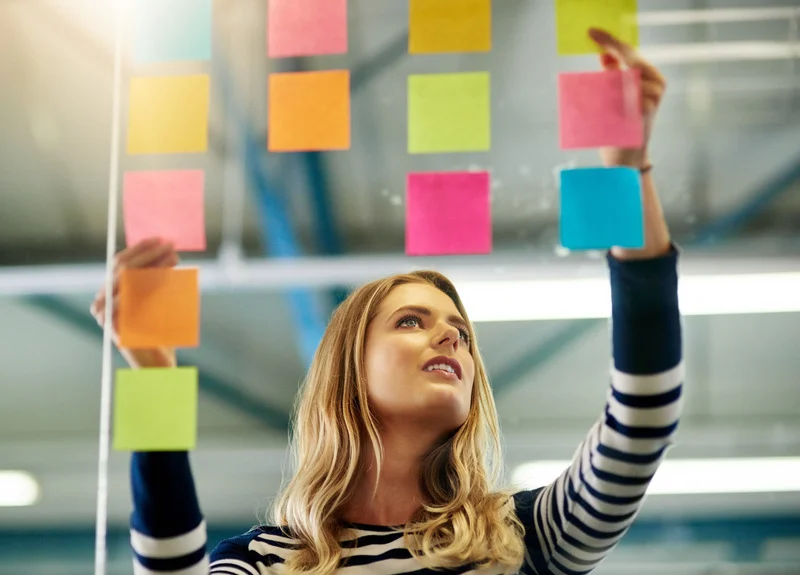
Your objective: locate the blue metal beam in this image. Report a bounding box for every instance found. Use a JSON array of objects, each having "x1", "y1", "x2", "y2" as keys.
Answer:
[
  {"x1": 692, "y1": 157, "x2": 800, "y2": 245},
  {"x1": 299, "y1": 151, "x2": 350, "y2": 307},
  {"x1": 288, "y1": 32, "x2": 409, "y2": 308},
  {"x1": 213, "y1": 47, "x2": 327, "y2": 368},
  {"x1": 351, "y1": 32, "x2": 409, "y2": 91},
  {"x1": 215, "y1": 30, "x2": 412, "y2": 359},
  {"x1": 491, "y1": 320, "x2": 602, "y2": 396},
  {"x1": 23, "y1": 295, "x2": 290, "y2": 431}
]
